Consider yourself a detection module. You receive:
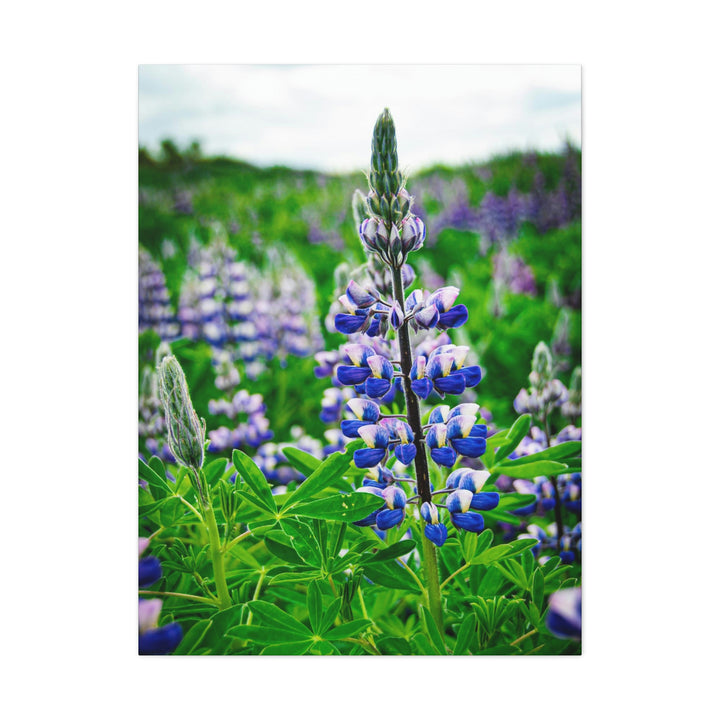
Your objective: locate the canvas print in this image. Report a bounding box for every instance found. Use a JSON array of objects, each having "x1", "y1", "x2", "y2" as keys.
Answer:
[{"x1": 138, "y1": 65, "x2": 582, "y2": 655}]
